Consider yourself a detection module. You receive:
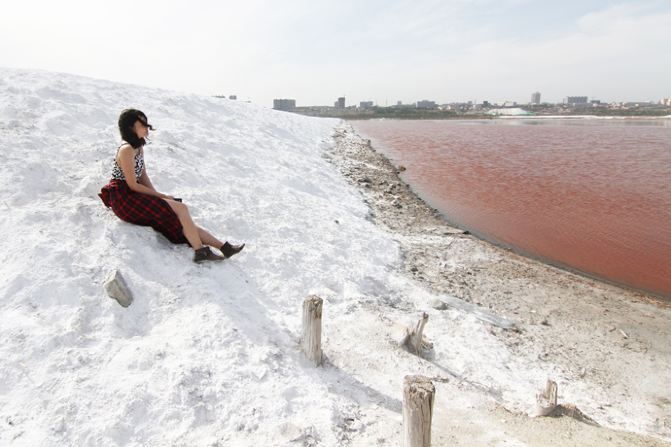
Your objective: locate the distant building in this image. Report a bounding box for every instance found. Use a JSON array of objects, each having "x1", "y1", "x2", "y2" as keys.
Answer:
[
  {"x1": 660, "y1": 98, "x2": 671, "y2": 106},
  {"x1": 273, "y1": 99, "x2": 296, "y2": 111},
  {"x1": 531, "y1": 92, "x2": 541, "y2": 104},
  {"x1": 359, "y1": 101, "x2": 374, "y2": 109},
  {"x1": 229, "y1": 95, "x2": 237, "y2": 100},
  {"x1": 416, "y1": 100, "x2": 437, "y2": 109},
  {"x1": 564, "y1": 96, "x2": 588, "y2": 105},
  {"x1": 334, "y1": 97, "x2": 346, "y2": 108}
]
